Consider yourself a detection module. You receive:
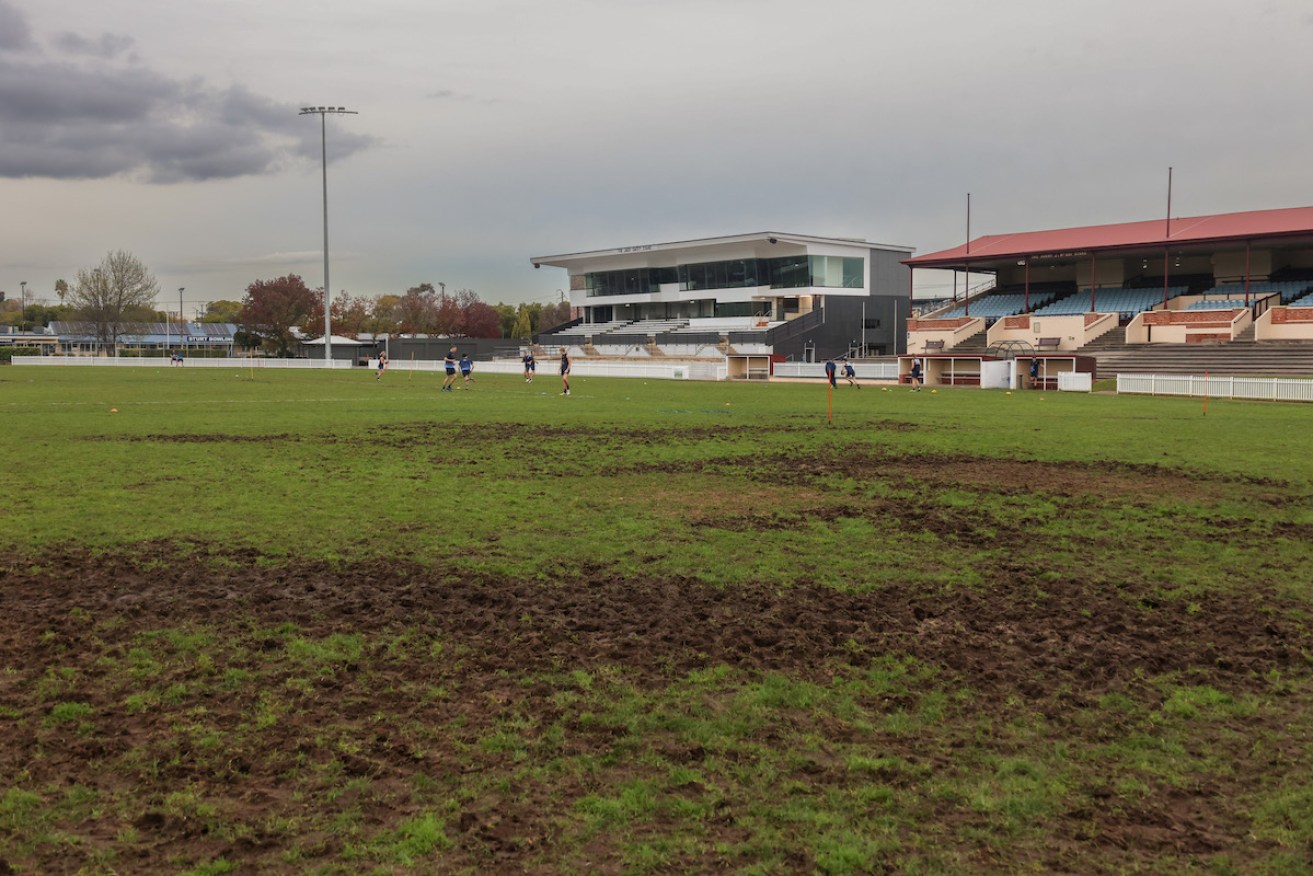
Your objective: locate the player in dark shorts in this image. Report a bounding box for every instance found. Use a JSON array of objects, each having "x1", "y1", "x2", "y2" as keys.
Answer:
[
  {"x1": 560, "y1": 349, "x2": 571, "y2": 396},
  {"x1": 523, "y1": 352, "x2": 536, "y2": 382},
  {"x1": 842, "y1": 357, "x2": 859, "y2": 388},
  {"x1": 376, "y1": 351, "x2": 387, "y2": 380},
  {"x1": 824, "y1": 359, "x2": 837, "y2": 389},
  {"x1": 460, "y1": 353, "x2": 474, "y2": 386},
  {"x1": 442, "y1": 347, "x2": 458, "y2": 392}
]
